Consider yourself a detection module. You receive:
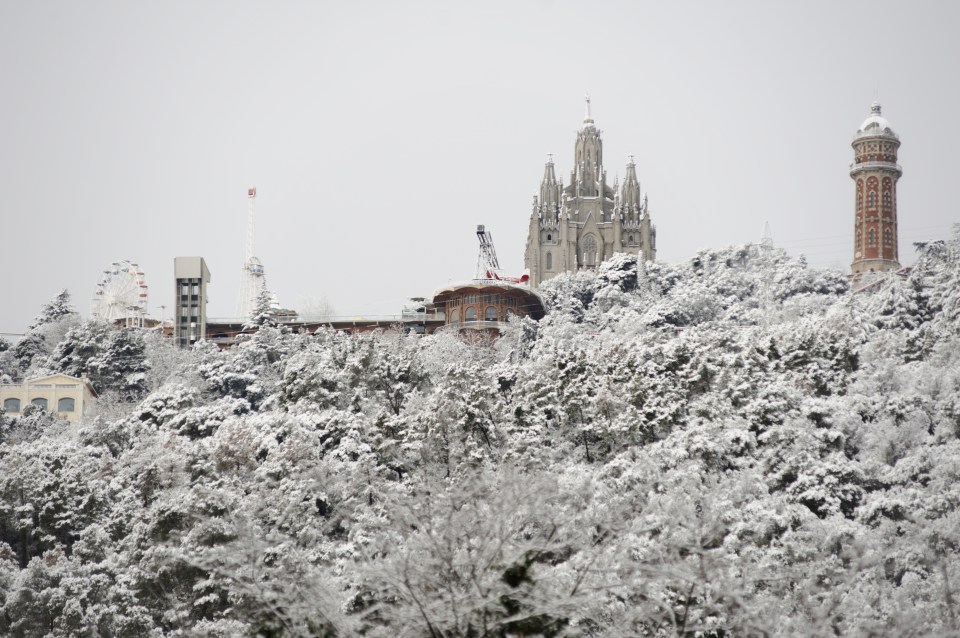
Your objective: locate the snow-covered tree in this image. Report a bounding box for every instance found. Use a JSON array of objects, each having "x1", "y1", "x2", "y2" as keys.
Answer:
[
  {"x1": 29, "y1": 289, "x2": 77, "y2": 330},
  {"x1": 245, "y1": 288, "x2": 277, "y2": 329},
  {"x1": 1, "y1": 239, "x2": 959, "y2": 635}
]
